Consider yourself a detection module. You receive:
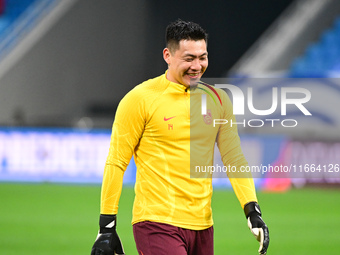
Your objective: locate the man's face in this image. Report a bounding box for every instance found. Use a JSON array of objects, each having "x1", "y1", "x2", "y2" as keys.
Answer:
[{"x1": 163, "y1": 39, "x2": 208, "y2": 87}]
